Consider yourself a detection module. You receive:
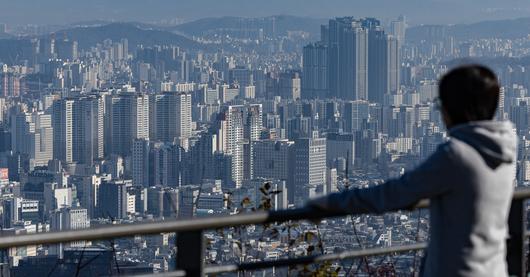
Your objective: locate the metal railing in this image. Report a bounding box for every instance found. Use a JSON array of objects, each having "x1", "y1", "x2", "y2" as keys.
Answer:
[{"x1": 1, "y1": 188, "x2": 530, "y2": 276}]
